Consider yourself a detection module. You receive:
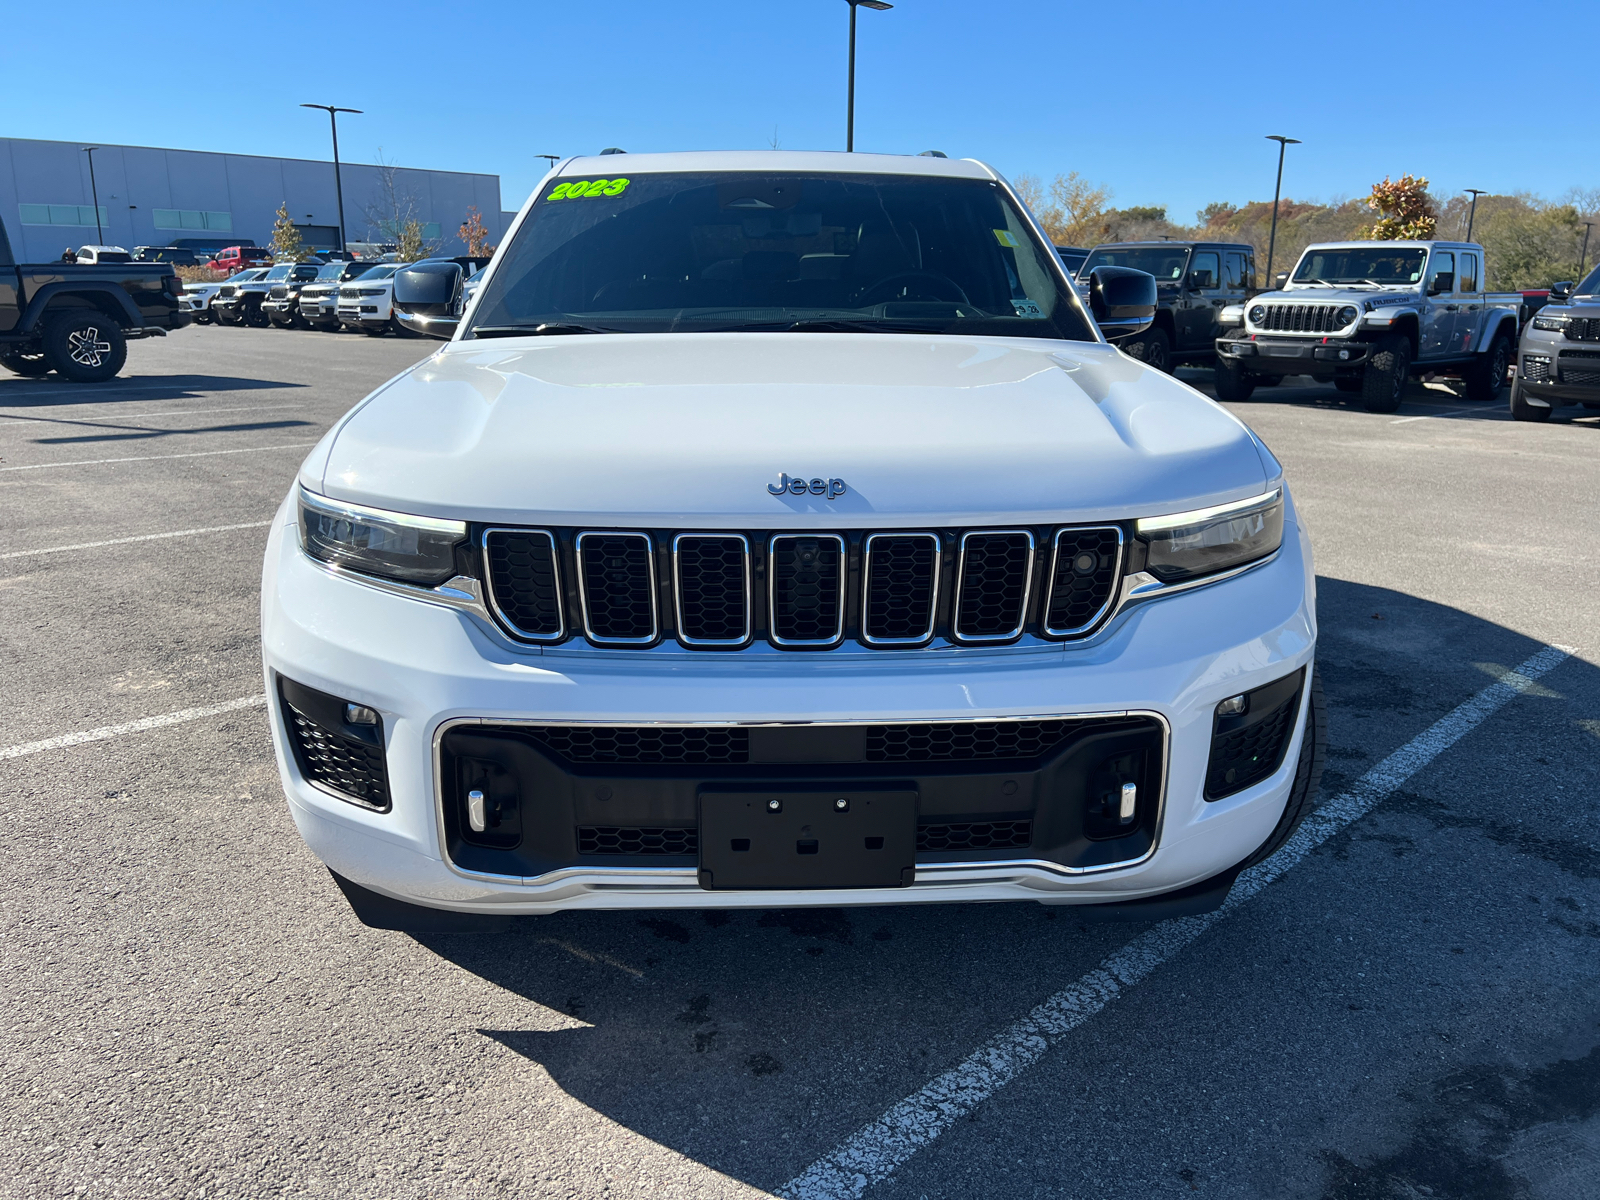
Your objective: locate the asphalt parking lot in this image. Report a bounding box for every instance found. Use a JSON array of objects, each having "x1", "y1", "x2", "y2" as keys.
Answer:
[{"x1": 3, "y1": 326, "x2": 1598, "y2": 1200}]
